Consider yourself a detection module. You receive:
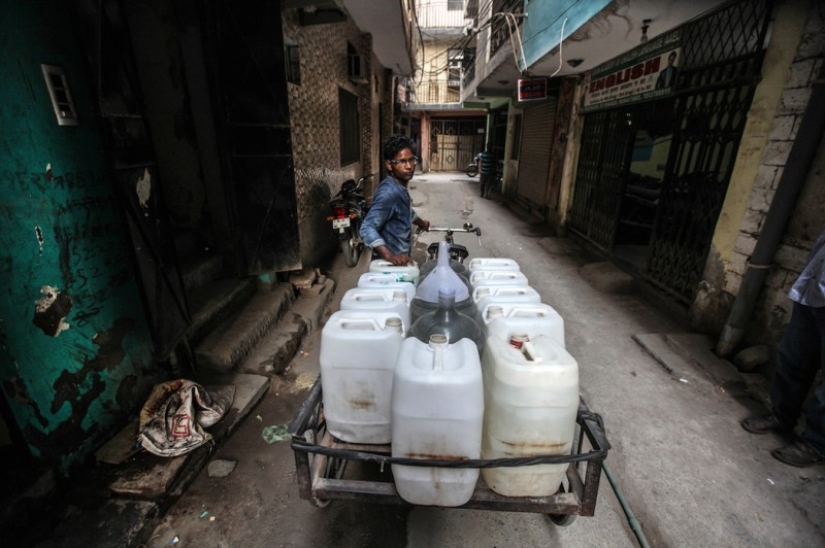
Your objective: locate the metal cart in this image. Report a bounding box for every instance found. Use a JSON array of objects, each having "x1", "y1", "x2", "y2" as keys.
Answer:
[{"x1": 288, "y1": 378, "x2": 610, "y2": 525}]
